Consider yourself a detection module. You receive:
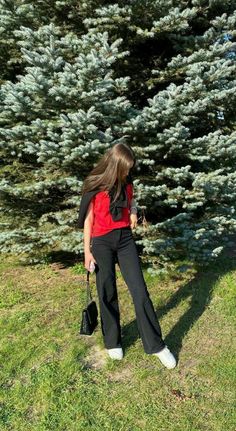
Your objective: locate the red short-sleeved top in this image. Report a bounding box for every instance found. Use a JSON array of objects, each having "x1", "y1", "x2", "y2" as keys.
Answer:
[{"x1": 91, "y1": 183, "x2": 133, "y2": 237}]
